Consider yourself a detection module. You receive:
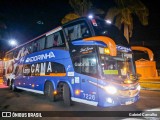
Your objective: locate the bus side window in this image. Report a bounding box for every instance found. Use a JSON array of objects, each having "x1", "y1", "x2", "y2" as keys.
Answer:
[
  {"x1": 53, "y1": 32, "x2": 63, "y2": 46},
  {"x1": 46, "y1": 34, "x2": 53, "y2": 48},
  {"x1": 72, "y1": 54, "x2": 97, "y2": 77},
  {"x1": 33, "y1": 42, "x2": 39, "y2": 52},
  {"x1": 64, "y1": 21, "x2": 91, "y2": 41},
  {"x1": 36, "y1": 37, "x2": 45, "y2": 51},
  {"x1": 46, "y1": 31, "x2": 65, "y2": 48},
  {"x1": 81, "y1": 23, "x2": 90, "y2": 38},
  {"x1": 52, "y1": 62, "x2": 66, "y2": 73},
  {"x1": 23, "y1": 64, "x2": 31, "y2": 76},
  {"x1": 65, "y1": 27, "x2": 74, "y2": 41},
  {"x1": 25, "y1": 43, "x2": 33, "y2": 54},
  {"x1": 81, "y1": 54, "x2": 97, "y2": 75},
  {"x1": 72, "y1": 56, "x2": 81, "y2": 73},
  {"x1": 15, "y1": 64, "x2": 23, "y2": 76}
]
